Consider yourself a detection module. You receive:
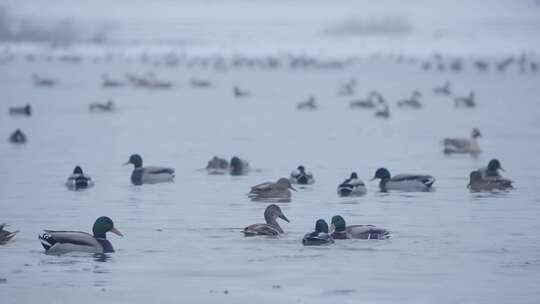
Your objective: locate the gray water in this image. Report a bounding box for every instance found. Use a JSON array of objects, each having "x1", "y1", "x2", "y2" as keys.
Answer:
[{"x1": 2, "y1": 1, "x2": 540, "y2": 303}]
